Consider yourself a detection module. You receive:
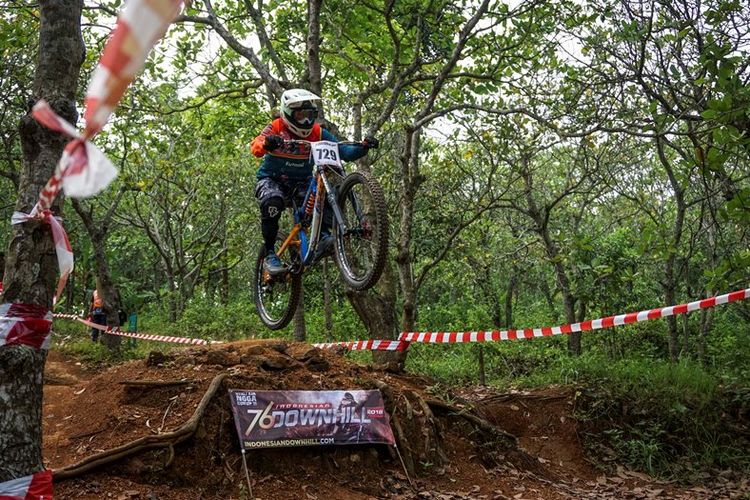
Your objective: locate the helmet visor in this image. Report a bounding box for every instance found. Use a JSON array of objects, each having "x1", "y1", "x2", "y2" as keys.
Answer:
[{"x1": 293, "y1": 108, "x2": 317, "y2": 127}]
